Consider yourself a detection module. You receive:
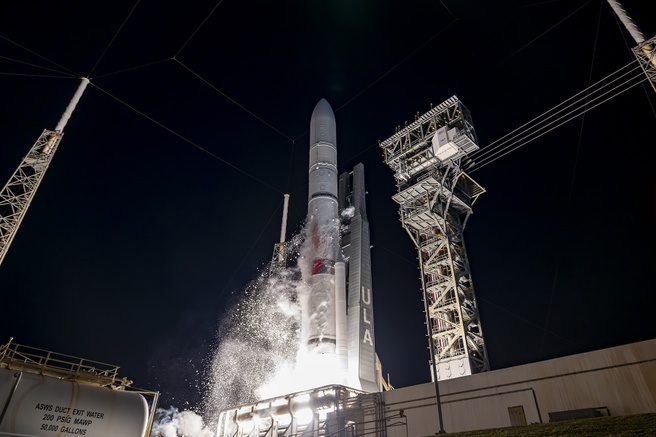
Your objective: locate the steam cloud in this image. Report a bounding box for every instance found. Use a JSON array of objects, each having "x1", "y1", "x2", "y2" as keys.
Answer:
[
  {"x1": 151, "y1": 408, "x2": 212, "y2": 437},
  {"x1": 152, "y1": 216, "x2": 346, "y2": 435}
]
